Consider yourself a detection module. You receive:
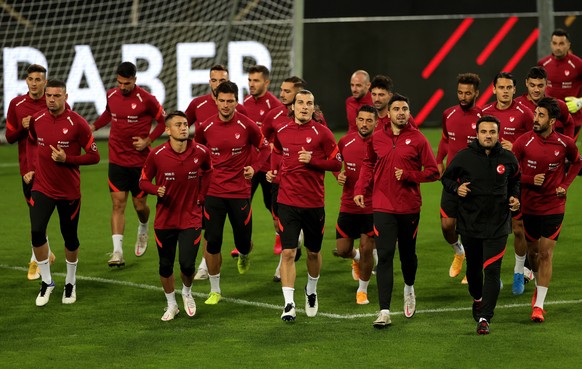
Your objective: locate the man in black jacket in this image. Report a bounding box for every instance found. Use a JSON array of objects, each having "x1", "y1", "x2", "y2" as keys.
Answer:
[{"x1": 441, "y1": 115, "x2": 520, "y2": 335}]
